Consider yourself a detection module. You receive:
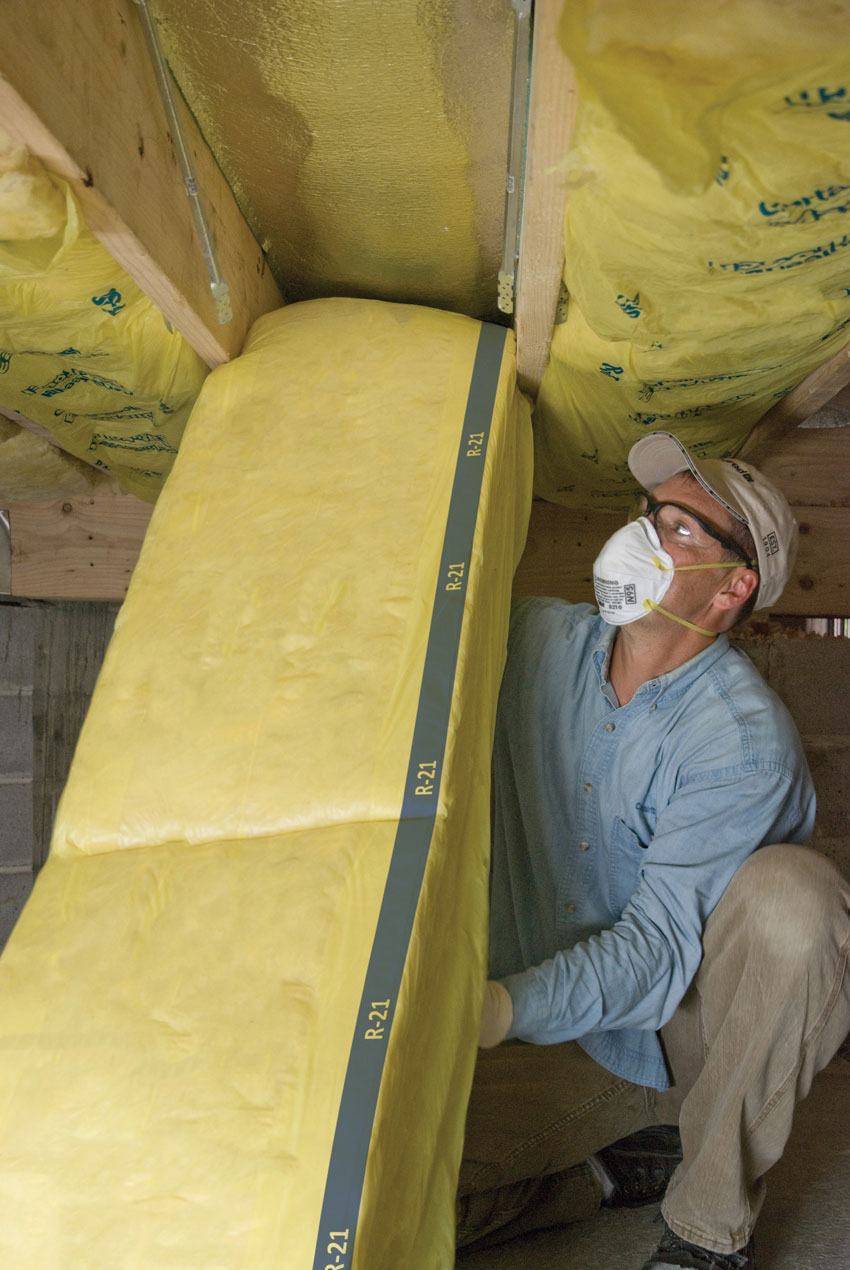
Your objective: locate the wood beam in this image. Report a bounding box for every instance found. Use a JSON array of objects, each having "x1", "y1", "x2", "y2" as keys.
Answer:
[
  {"x1": 824, "y1": 382, "x2": 850, "y2": 413},
  {"x1": 739, "y1": 339, "x2": 850, "y2": 465},
  {"x1": 514, "y1": 0, "x2": 577, "y2": 398},
  {"x1": 8, "y1": 497, "x2": 153, "y2": 601},
  {"x1": 8, "y1": 430, "x2": 849, "y2": 610},
  {"x1": 513, "y1": 429, "x2": 850, "y2": 616},
  {"x1": 0, "y1": 0, "x2": 282, "y2": 369},
  {"x1": 756, "y1": 425, "x2": 850, "y2": 506}
]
